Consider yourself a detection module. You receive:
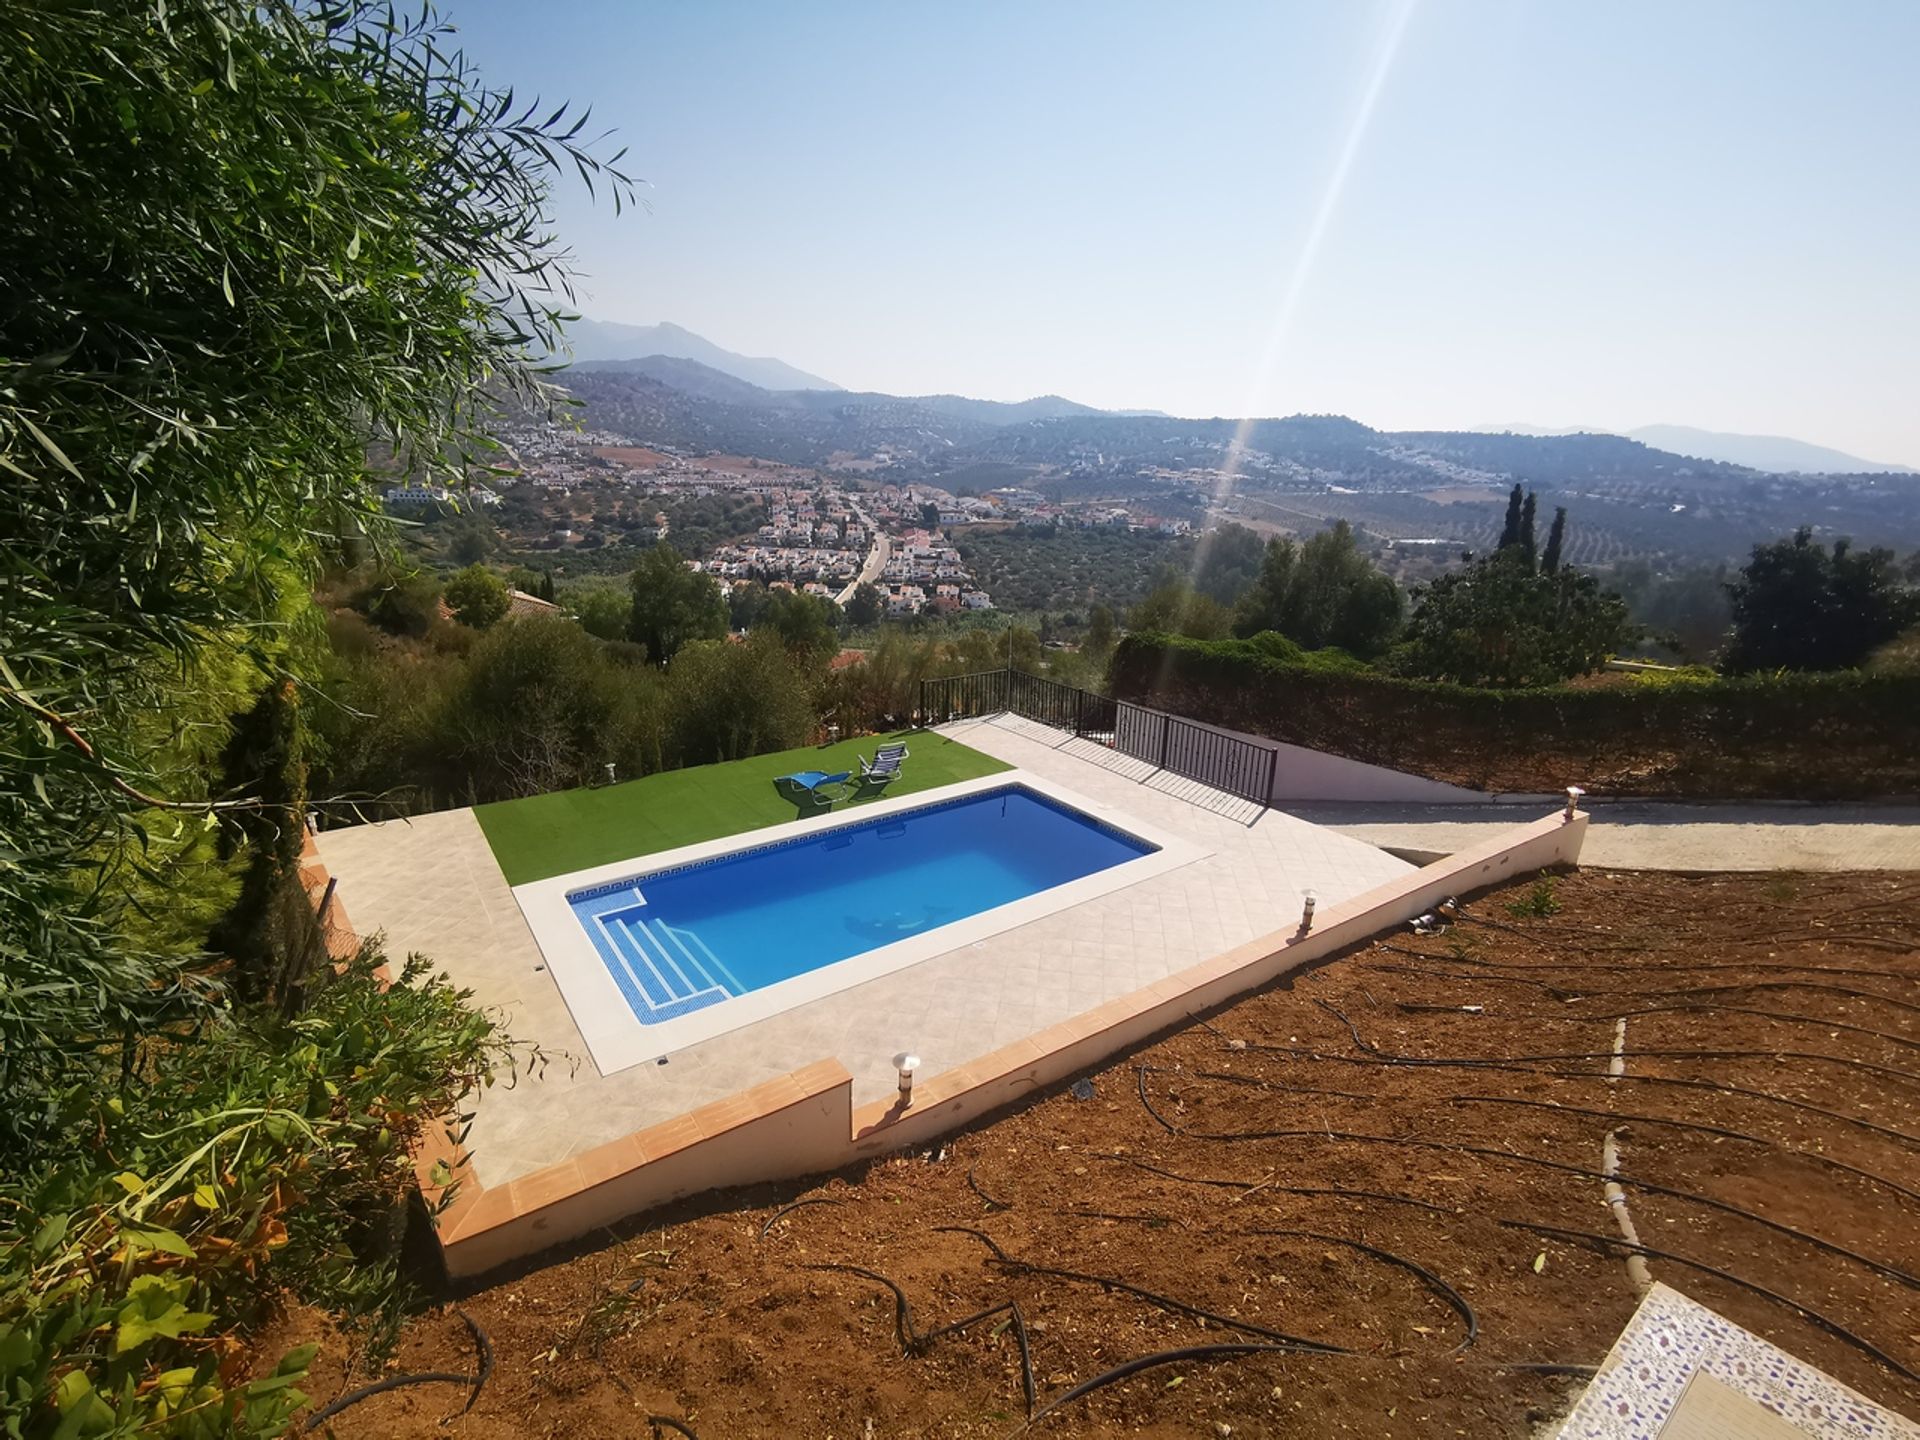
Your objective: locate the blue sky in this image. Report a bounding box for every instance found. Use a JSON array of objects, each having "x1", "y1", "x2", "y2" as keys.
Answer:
[{"x1": 446, "y1": 1, "x2": 1919, "y2": 464}]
